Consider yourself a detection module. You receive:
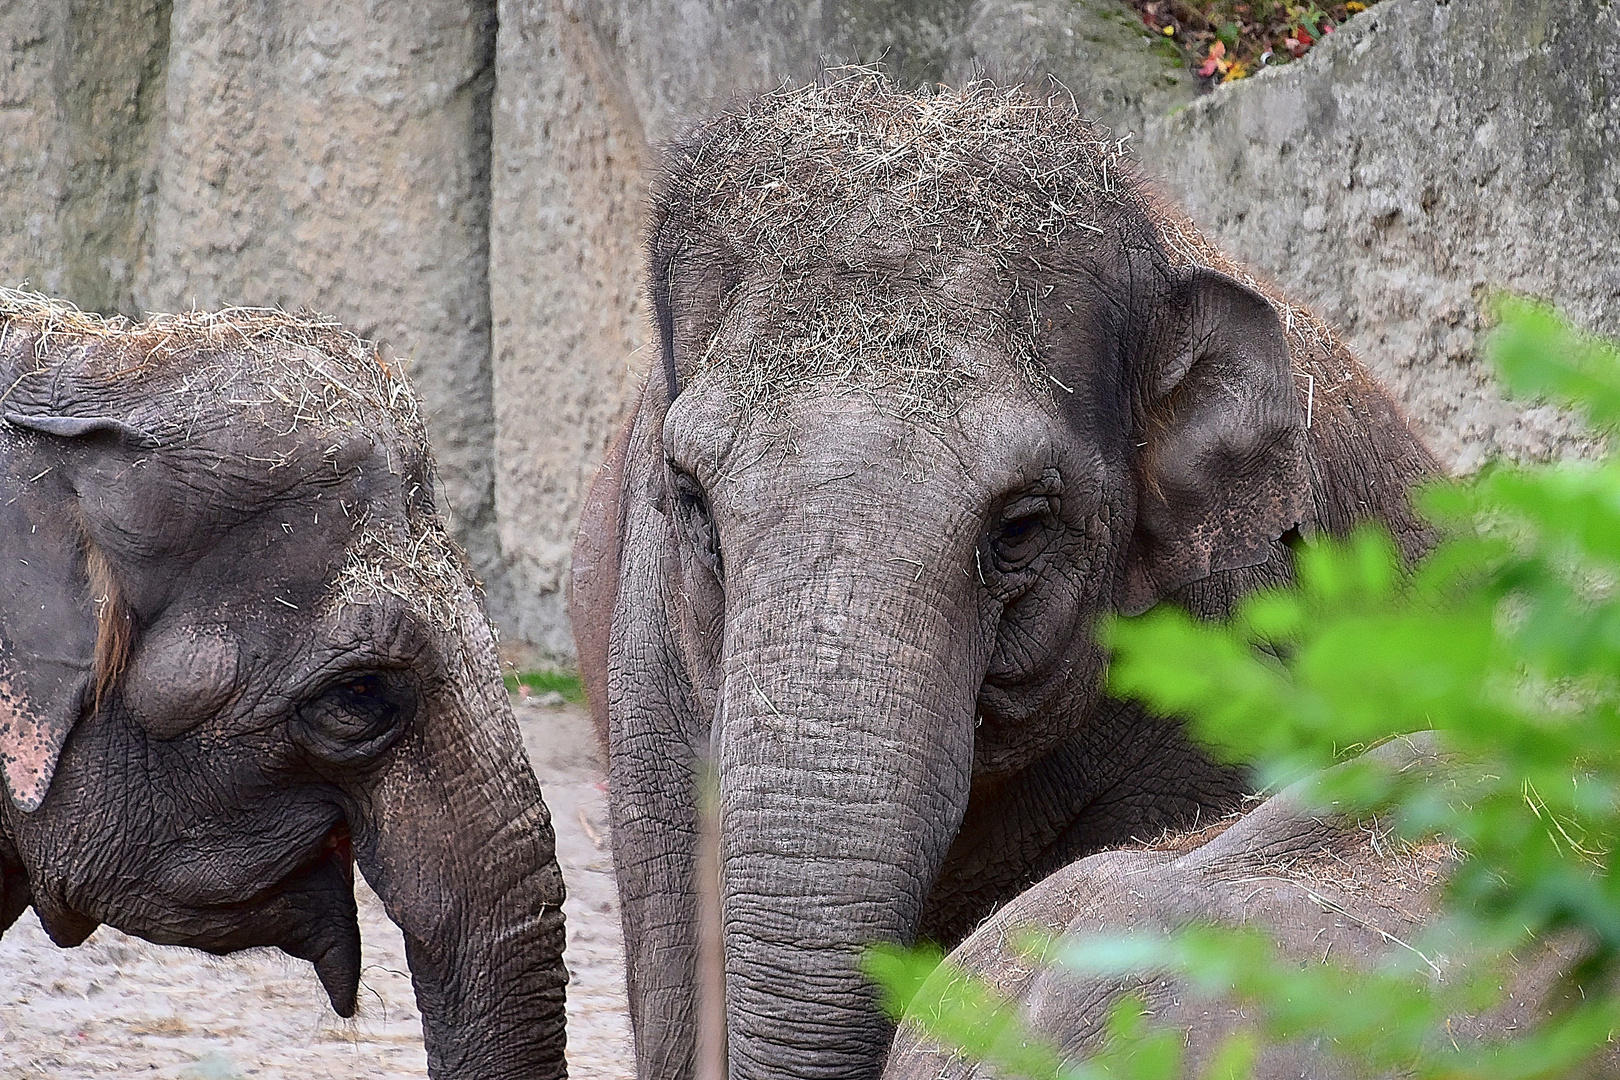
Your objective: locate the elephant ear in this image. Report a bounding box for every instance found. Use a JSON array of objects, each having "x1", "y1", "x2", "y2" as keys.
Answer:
[
  {"x1": 0, "y1": 411, "x2": 135, "y2": 812},
  {"x1": 1122, "y1": 268, "x2": 1309, "y2": 615}
]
